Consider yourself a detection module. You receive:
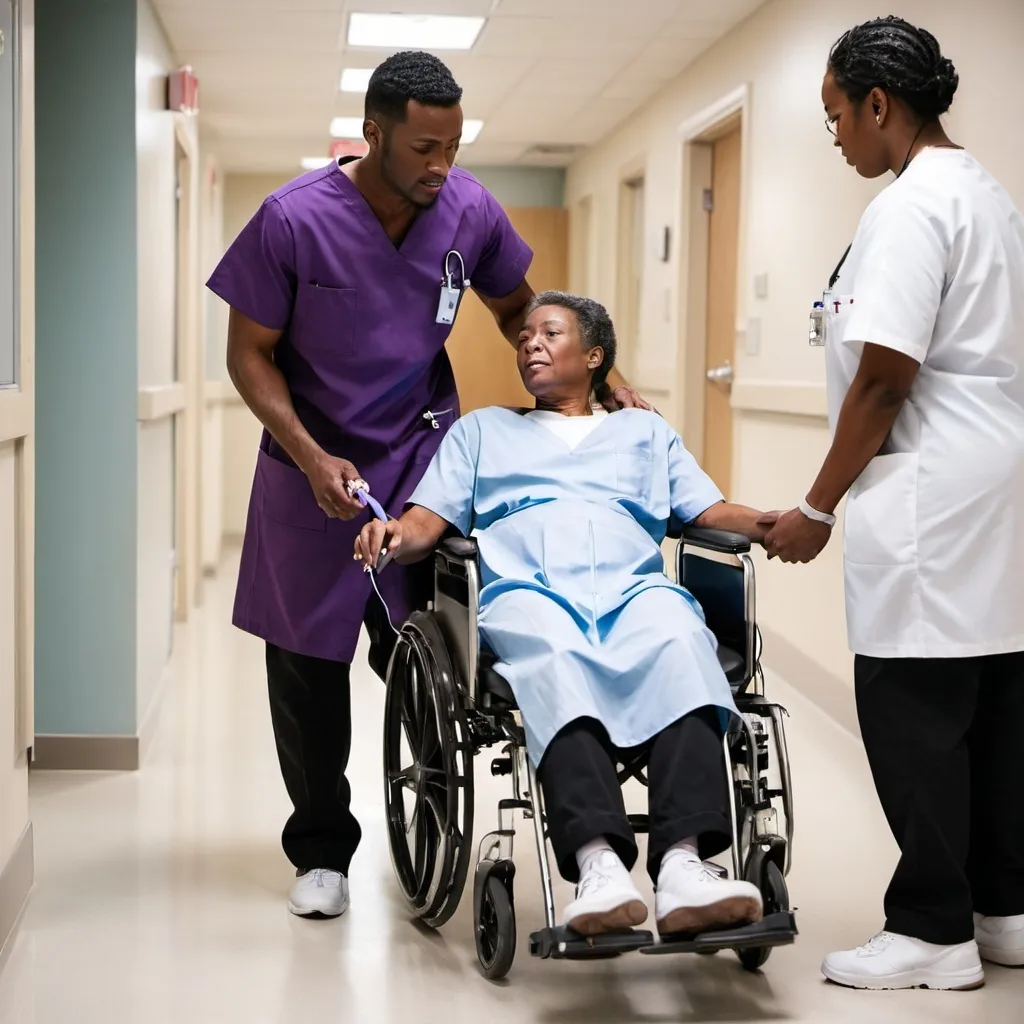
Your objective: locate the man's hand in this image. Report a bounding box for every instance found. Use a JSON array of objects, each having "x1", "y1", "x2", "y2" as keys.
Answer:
[
  {"x1": 354, "y1": 518, "x2": 403, "y2": 571},
  {"x1": 596, "y1": 382, "x2": 654, "y2": 412},
  {"x1": 762, "y1": 507, "x2": 832, "y2": 564},
  {"x1": 305, "y1": 454, "x2": 364, "y2": 520}
]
